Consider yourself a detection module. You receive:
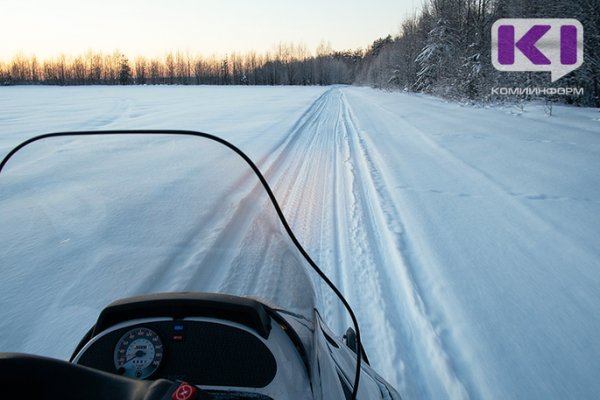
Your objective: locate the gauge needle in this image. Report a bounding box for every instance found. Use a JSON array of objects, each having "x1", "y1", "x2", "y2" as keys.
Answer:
[{"x1": 126, "y1": 350, "x2": 146, "y2": 363}]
